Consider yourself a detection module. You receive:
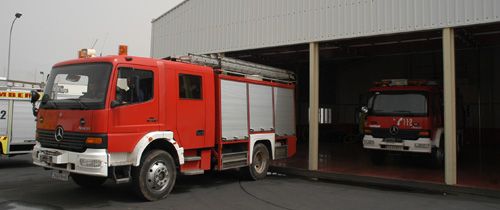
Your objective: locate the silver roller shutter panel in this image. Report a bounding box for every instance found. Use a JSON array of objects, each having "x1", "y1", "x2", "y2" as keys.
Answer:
[
  {"x1": 12, "y1": 100, "x2": 36, "y2": 144},
  {"x1": 274, "y1": 87, "x2": 295, "y2": 136},
  {"x1": 0, "y1": 100, "x2": 8, "y2": 136},
  {"x1": 249, "y1": 84, "x2": 273, "y2": 132},
  {"x1": 221, "y1": 80, "x2": 248, "y2": 140}
]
